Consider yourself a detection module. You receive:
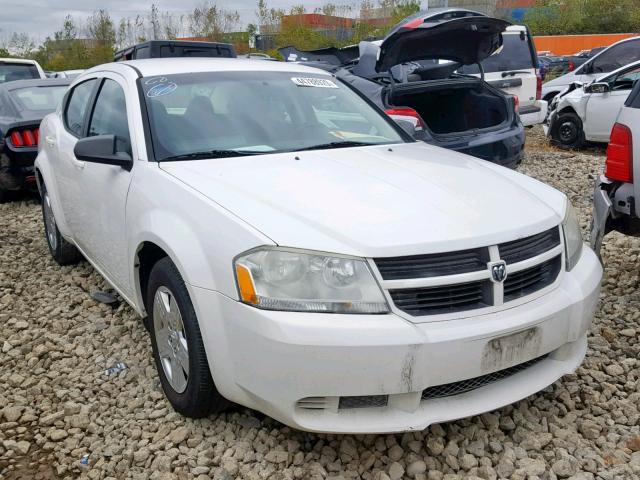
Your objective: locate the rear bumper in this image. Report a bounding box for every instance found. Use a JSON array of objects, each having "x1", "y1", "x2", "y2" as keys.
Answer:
[
  {"x1": 192, "y1": 247, "x2": 601, "y2": 433},
  {"x1": 591, "y1": 175, "x2": 640, "y2": 254},
  {"x1": 519, "y1": 100, "x2": 548, "y2": 127},
  {"x1": 429, "y1": 124, "x2": 525, "y2": 169}
]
